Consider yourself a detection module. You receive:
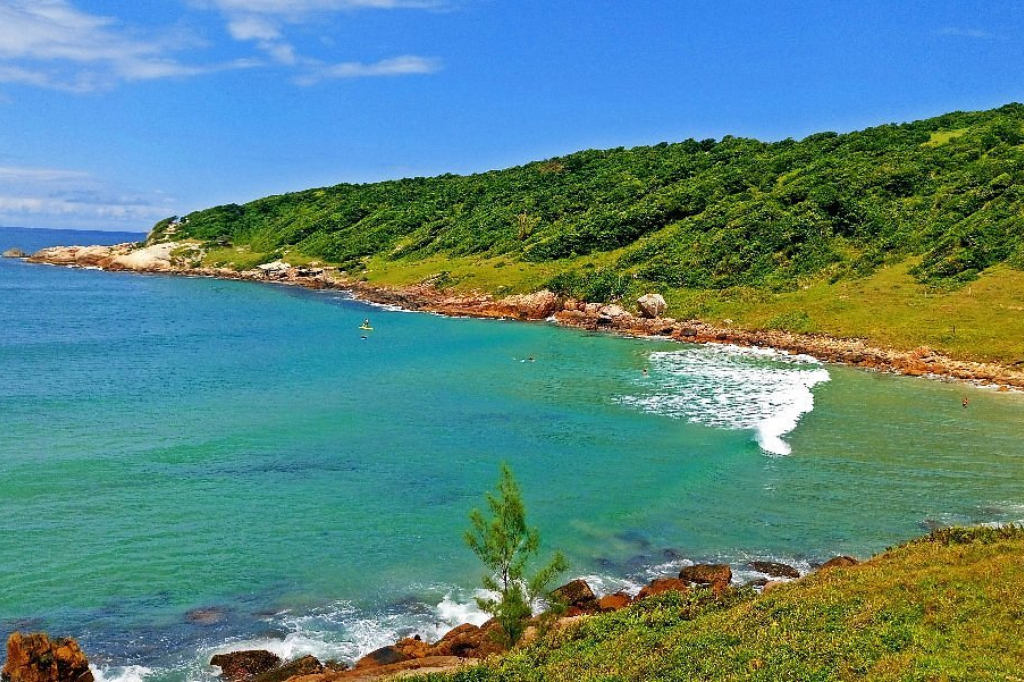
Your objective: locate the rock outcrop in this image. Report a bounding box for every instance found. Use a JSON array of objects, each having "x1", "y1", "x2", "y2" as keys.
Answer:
[
  {"x1": 2, "y1": 248, "x2": 26, "y2": 258},
  {"x1": 2, "y1": 633, "x2": 93, "y2": 682}
]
